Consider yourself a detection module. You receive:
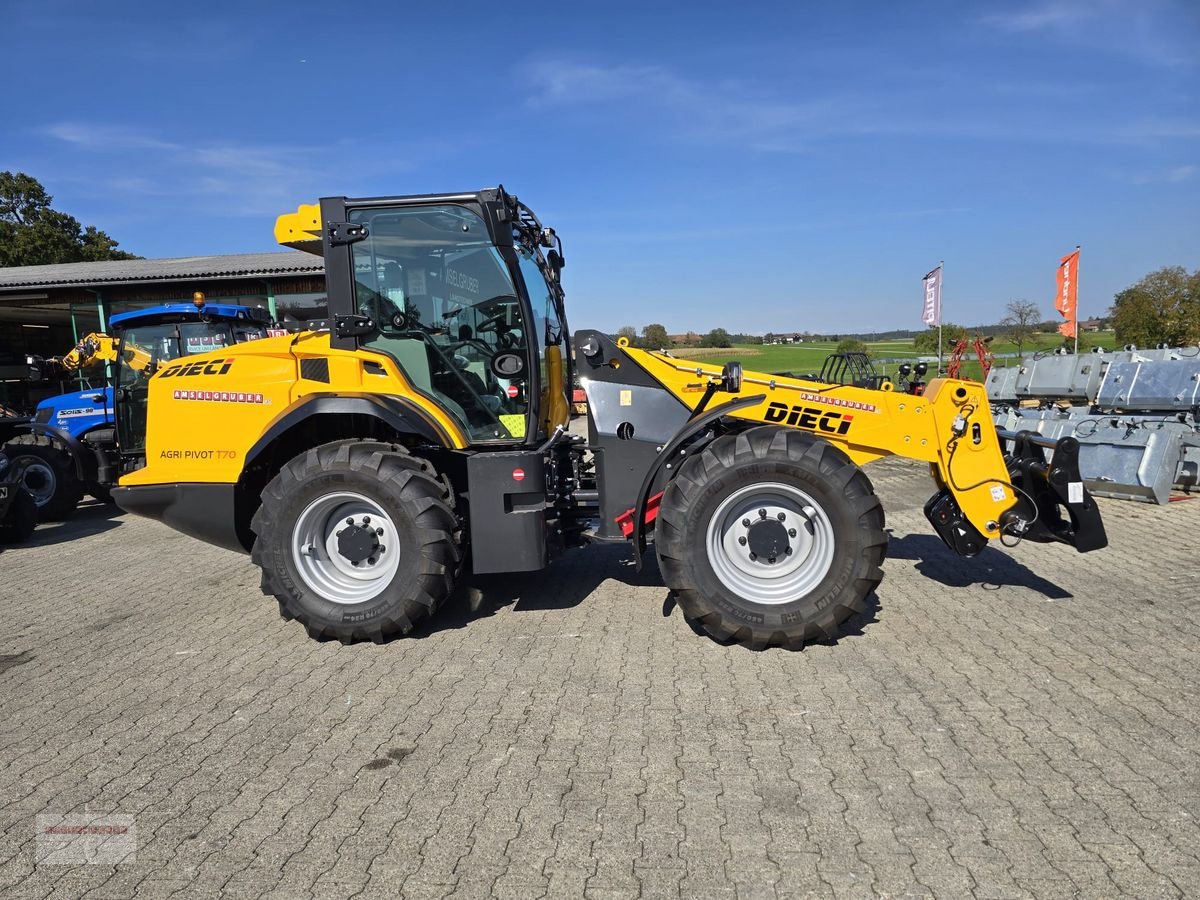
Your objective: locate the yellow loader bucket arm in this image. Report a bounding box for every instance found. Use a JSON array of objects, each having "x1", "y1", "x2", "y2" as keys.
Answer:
[
  {"x1": 576, "y1": 330, "x2": 1105, "y2": 563},
  {"x1": 37, "y1": 332, "x2": 120, "y2": 376}
]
